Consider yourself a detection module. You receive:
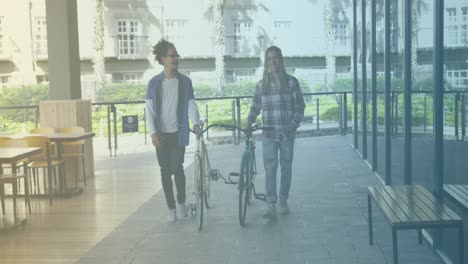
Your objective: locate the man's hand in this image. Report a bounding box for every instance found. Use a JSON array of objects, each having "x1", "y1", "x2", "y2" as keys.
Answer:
[
  {"x1": 193, "y1": 124, "x2": 201, "y2": 134},
  {"x1": 284, "y1": 123, "x2": 297, "y2": 135},
  {"x1": 151, "y1": 134, "x2": 160, "y2": 148}
]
